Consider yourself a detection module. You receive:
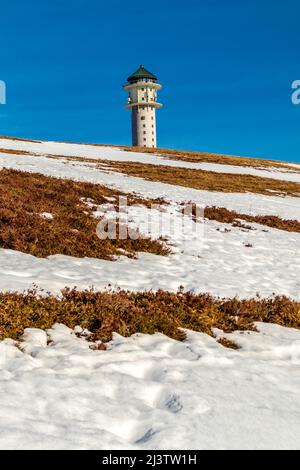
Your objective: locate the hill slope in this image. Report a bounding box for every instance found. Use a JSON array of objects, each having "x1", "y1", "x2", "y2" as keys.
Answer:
[{"x1": 0, "y1": 136, "x2": 300, "y2": 450}]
